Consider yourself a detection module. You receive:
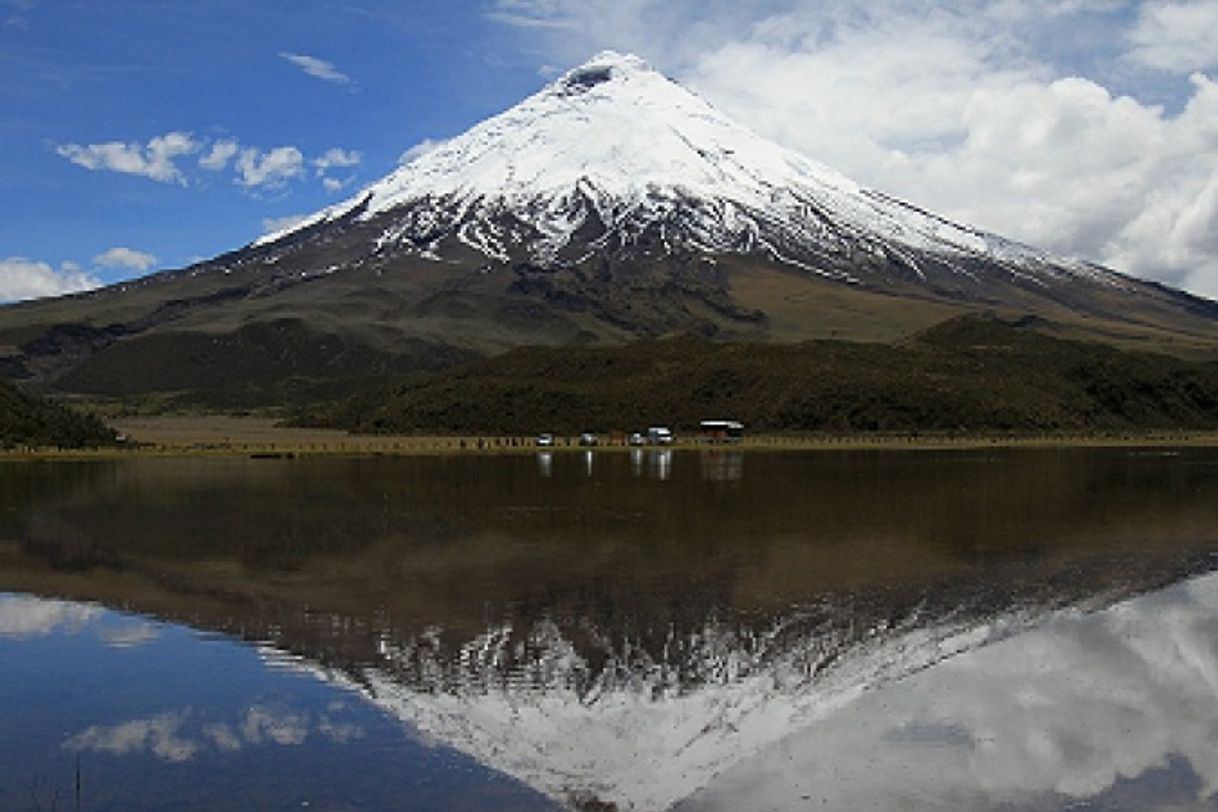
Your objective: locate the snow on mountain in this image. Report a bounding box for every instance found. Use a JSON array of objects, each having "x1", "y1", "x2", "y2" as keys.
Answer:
[{"x1": 257, "y1": 52, "x2": 1118, "y2": 287}]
